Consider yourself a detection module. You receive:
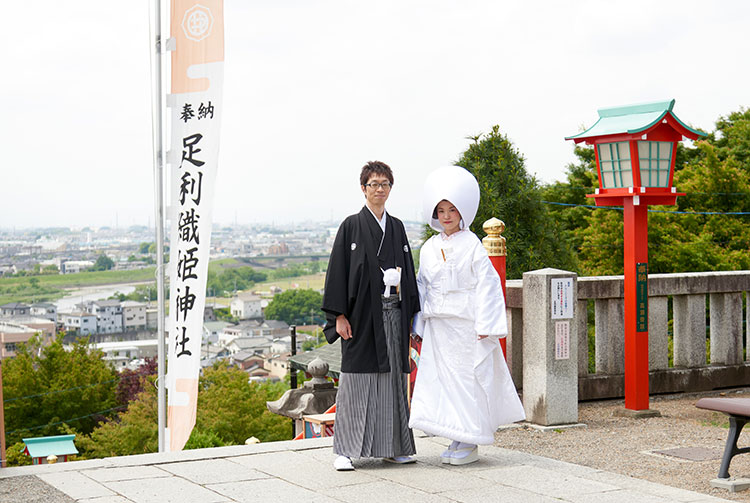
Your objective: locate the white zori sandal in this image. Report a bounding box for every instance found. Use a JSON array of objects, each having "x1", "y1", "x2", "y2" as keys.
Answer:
[
  {"x1": 441, "y1": 440, "x2": 461, "y2": 464},
  {"x1": 333, "y1": 456, "x2": 354, "y2": 471},
  {"x1": 449, "y1": 444, "x2": 478, "y2": 465}
]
